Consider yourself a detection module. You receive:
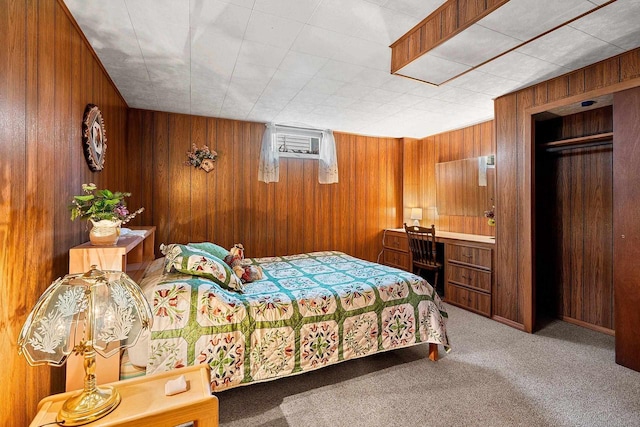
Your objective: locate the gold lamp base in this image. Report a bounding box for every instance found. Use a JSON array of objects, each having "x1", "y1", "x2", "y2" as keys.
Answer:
[{"x1": 57, "y1": 385, "x2": 121, "y2": 426}]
